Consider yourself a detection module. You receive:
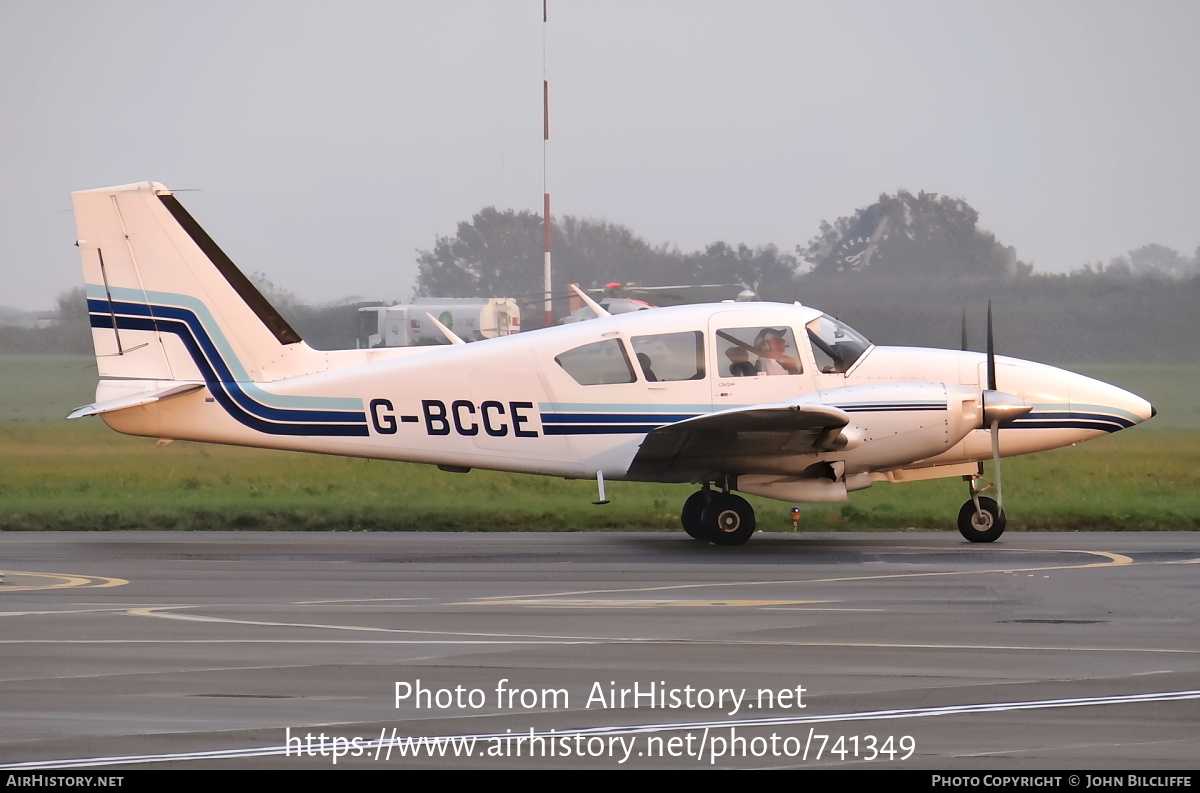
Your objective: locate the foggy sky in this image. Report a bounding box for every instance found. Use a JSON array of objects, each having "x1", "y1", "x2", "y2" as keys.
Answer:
[{"x1": 2, "y1": 1, "x2": 1198, "y2": 312}]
